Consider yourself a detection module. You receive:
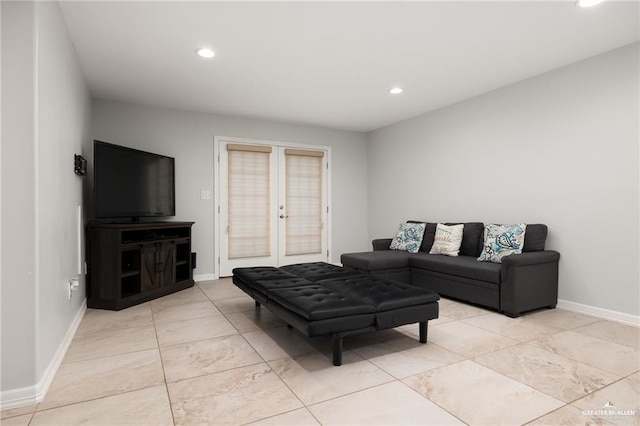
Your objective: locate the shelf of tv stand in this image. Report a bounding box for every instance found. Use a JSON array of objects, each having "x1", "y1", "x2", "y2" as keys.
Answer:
[
  {"x1": 121, "y1": 270, "x2": 141, "y2": 278},
  {"x1": 87, "y1": 221, "x2": 195, "y2": 311}
]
